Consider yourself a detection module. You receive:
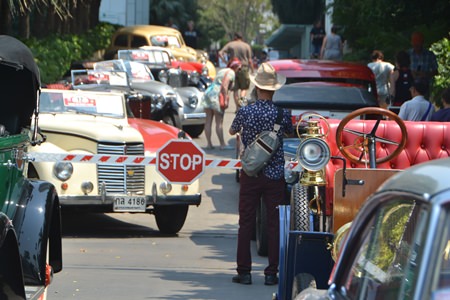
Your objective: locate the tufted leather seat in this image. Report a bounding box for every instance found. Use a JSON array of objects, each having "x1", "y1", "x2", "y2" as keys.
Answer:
[{"x1": 321, "y1": 119, "x2": 450, "y2": 213}]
